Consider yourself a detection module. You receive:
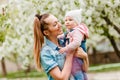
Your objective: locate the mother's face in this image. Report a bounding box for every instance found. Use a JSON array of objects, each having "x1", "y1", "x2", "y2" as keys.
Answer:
[{"x1": 44, "y1": 15, "x2": 63, "y2": 37}]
